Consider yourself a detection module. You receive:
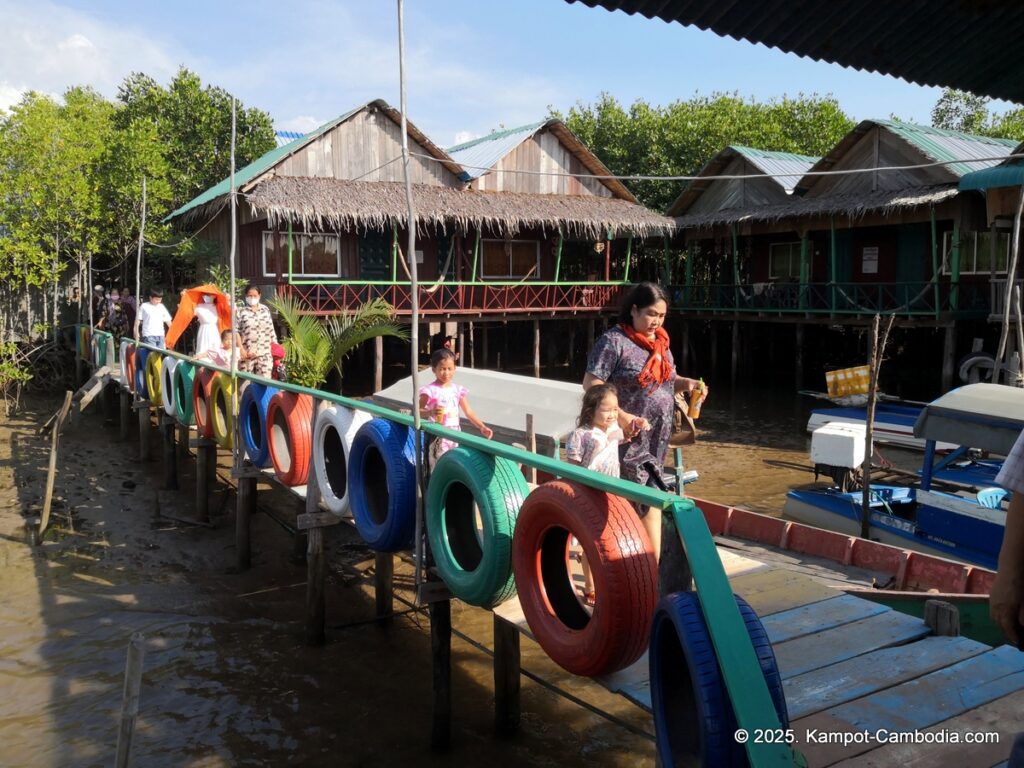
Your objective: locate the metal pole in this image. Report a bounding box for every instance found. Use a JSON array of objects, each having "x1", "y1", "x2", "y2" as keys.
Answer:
[
  {"x1": 229, "y1": 98, "x2": 241, "y2": 474},
  {"x1": 134, "y1": 178, "x2": 146, "y2": 340}
]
